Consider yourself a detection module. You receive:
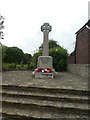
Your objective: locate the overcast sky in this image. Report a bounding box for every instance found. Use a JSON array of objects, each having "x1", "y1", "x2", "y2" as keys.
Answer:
[{"x1": 0, "y1": 0, "x2": 89, "y2": 55}]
